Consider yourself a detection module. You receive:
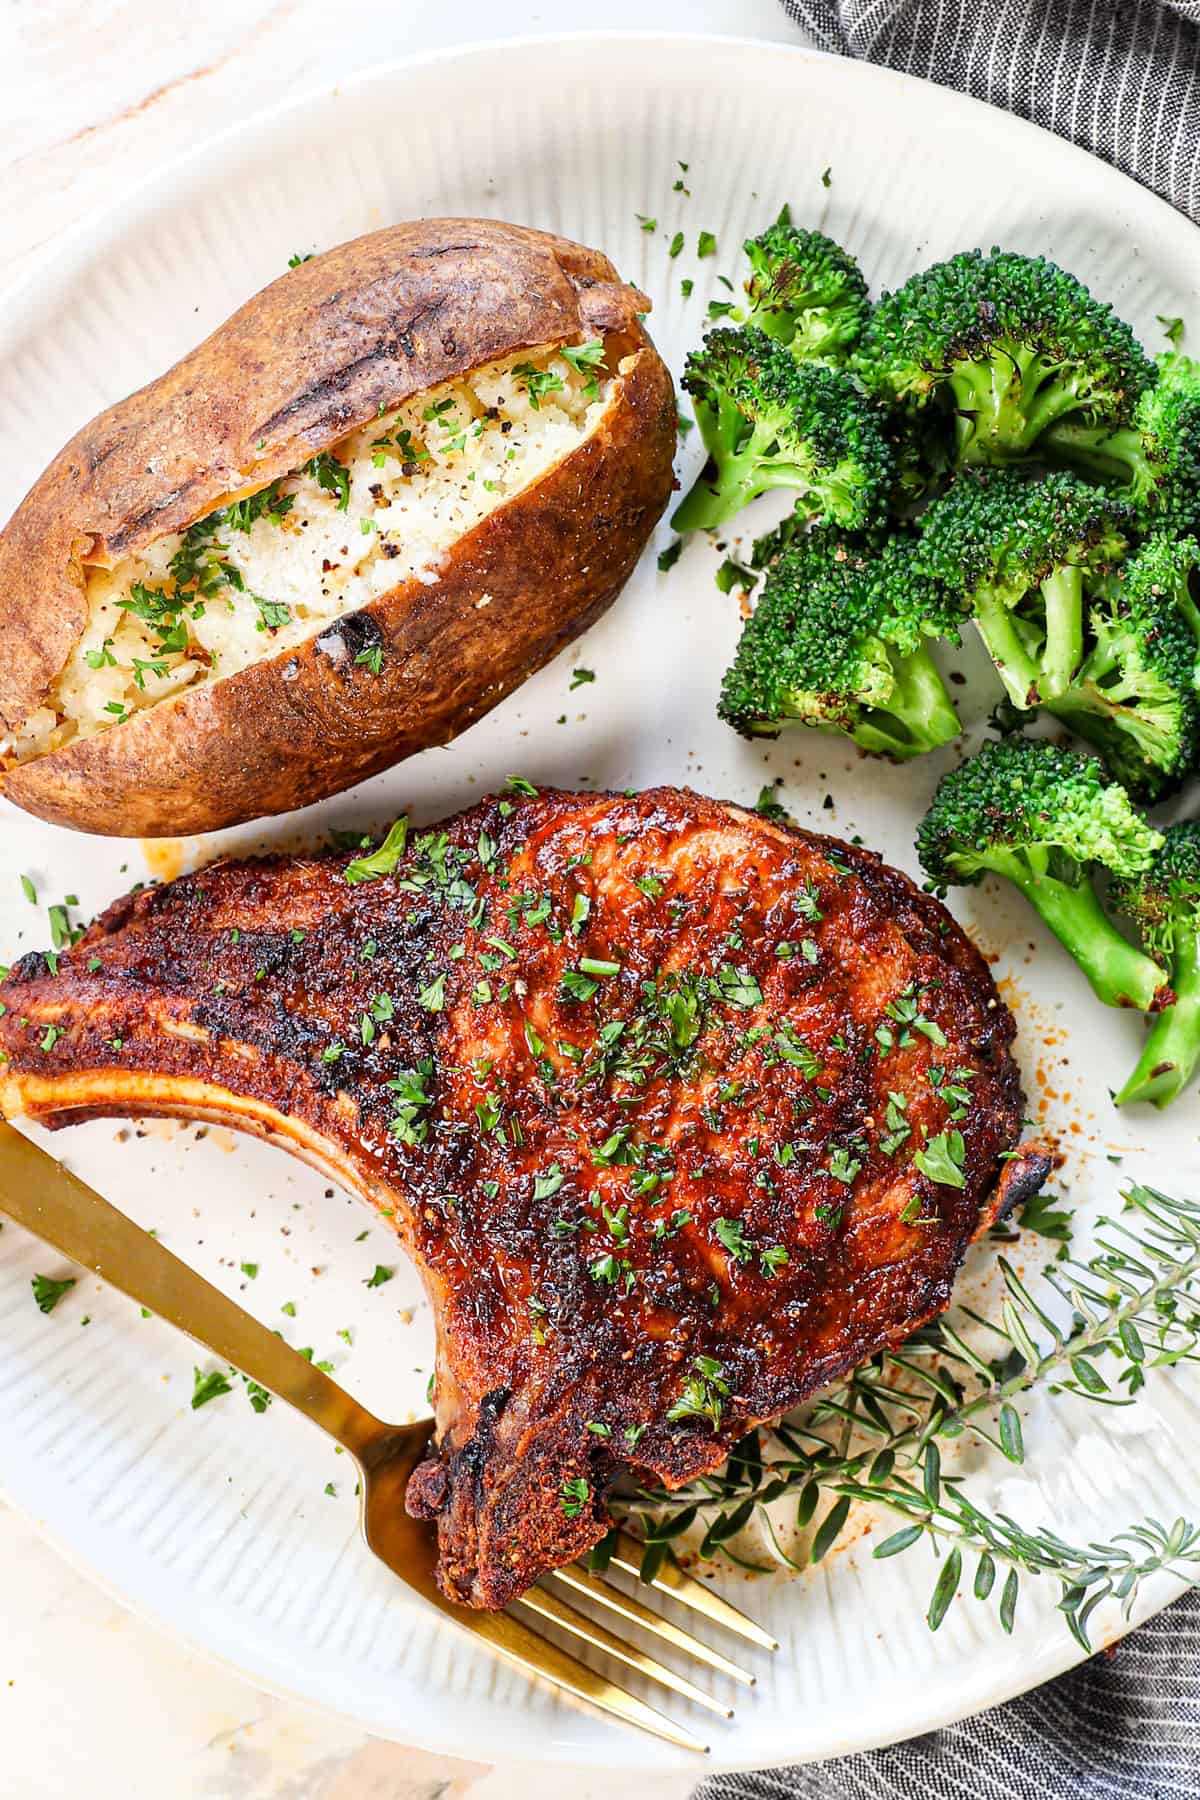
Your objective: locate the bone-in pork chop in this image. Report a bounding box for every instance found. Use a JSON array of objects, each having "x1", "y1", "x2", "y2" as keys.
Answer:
[{"x1": 0, "y1": 786, "x2": 1046, "y2": 1608}]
